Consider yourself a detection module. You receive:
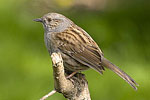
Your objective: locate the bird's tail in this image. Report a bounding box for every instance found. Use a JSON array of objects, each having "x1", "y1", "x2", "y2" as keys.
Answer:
[{"x1": 101, "y1": 57, "x2": 139, "y2": 90}]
